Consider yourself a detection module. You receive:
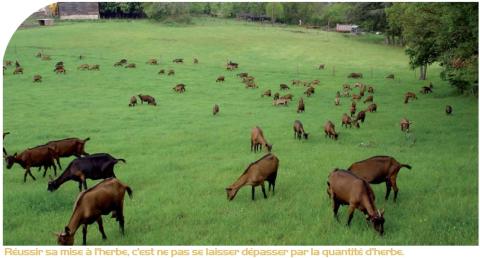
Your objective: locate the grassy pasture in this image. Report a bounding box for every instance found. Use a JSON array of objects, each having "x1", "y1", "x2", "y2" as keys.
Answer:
[{"x1": 2, "y1": 18, "x2": 478, "y2": 245}]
